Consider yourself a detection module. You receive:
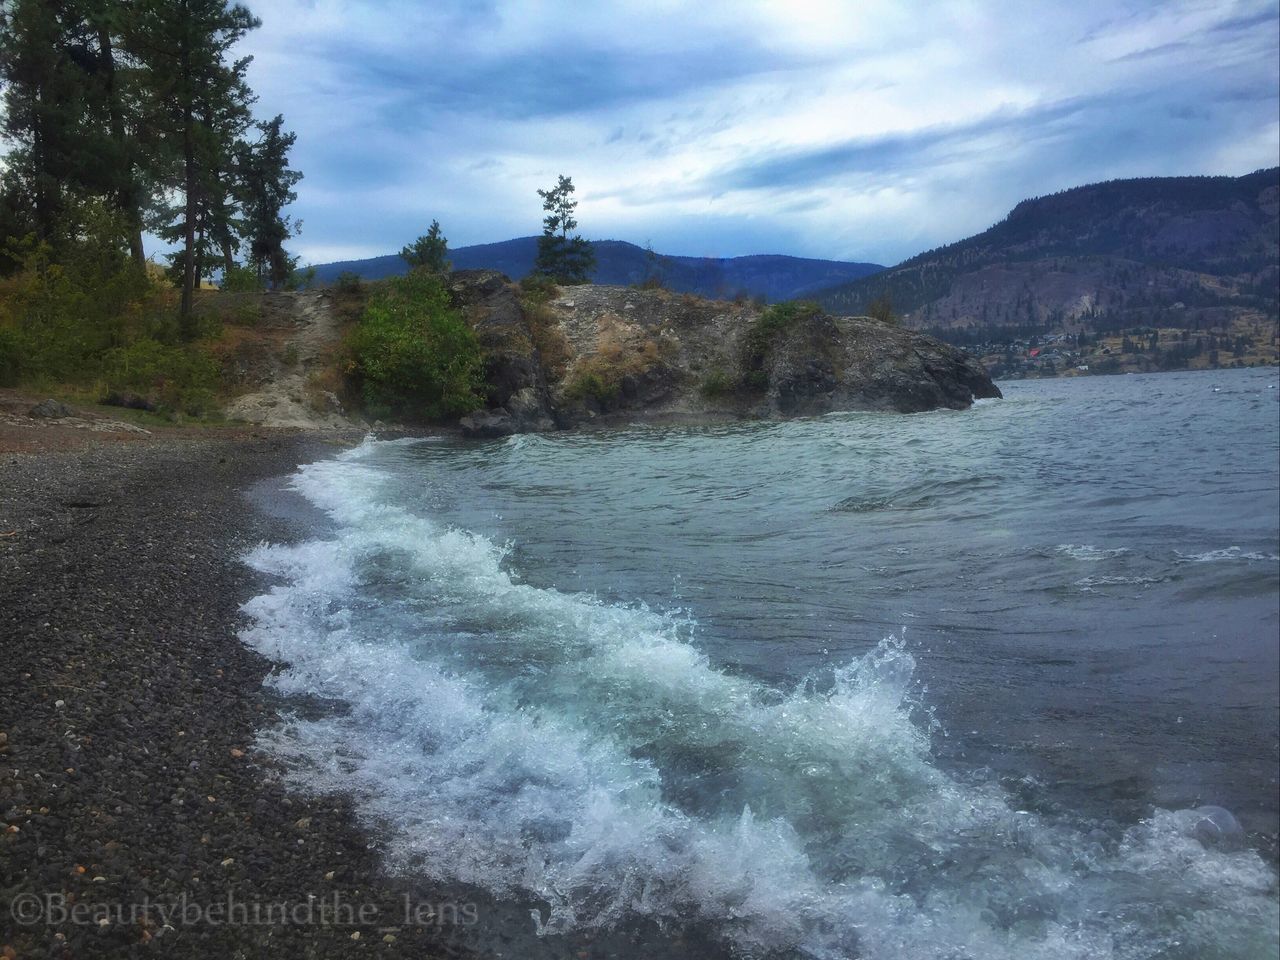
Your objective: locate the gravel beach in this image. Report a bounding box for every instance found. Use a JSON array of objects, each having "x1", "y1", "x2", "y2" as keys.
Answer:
[{"x1": 0, "y1": 426, "x2": 497, "y2": 959}]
